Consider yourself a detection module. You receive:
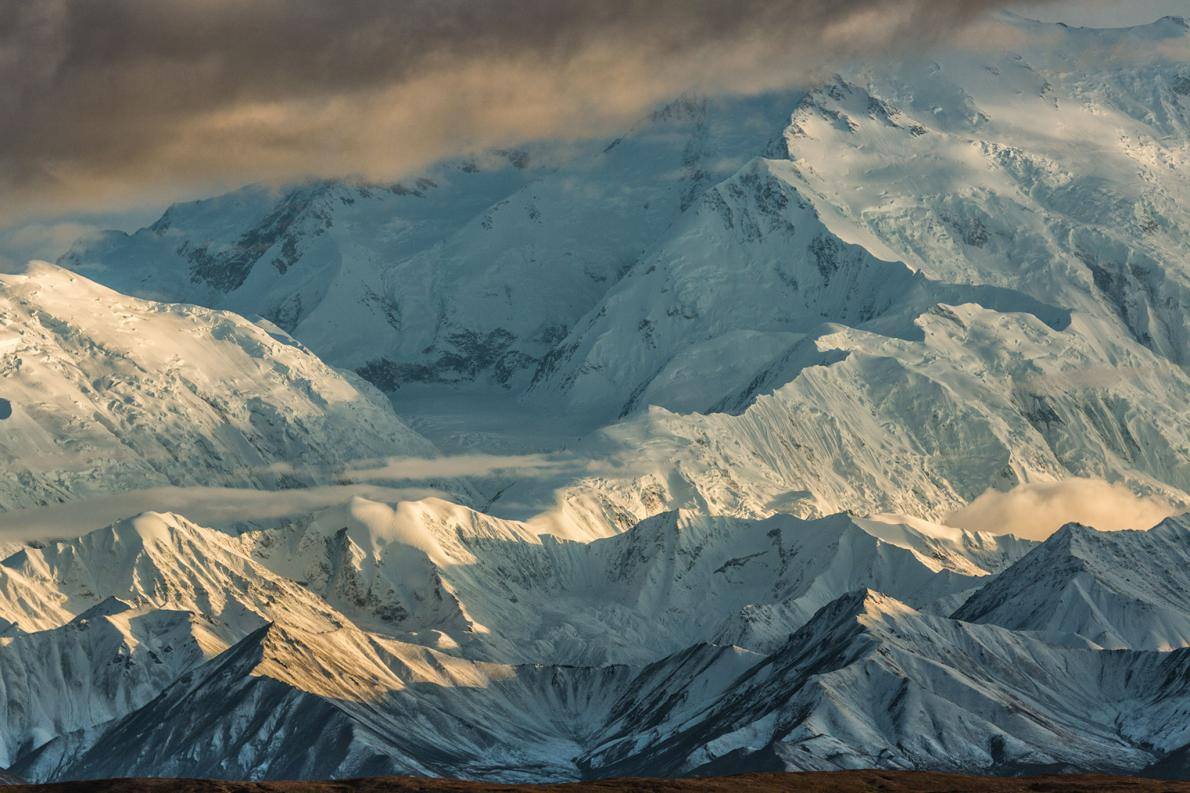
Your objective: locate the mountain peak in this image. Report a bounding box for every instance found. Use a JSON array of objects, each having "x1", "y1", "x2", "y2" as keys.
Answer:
[
  {"x1": 1045, "y1": 520, "x2": 1100, "y2": 548},
  {"x1": 796, "y1": 588, "x2": 918, "y2": 639},
  {"x1": 0, "y1": 264, "x2": 435, "y2": 515},
  {"x1": 952, "y1": 515, "x2": 1190, "y2": 649},
  {"x1": 108, "y1": 512, "x2": 192, "y2": 547},
  {"x1": 852, "y1": 588, "x2": 918, "y2": 620},
  {"x1": 69, "y1": 595, "x2": 134, "y2": 624}
]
